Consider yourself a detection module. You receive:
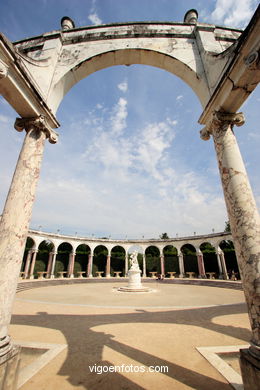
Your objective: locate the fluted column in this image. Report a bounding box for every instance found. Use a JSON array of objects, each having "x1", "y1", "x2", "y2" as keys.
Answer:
[
  {"x1": 87, "y1": 253, "x2": 93, "y2": 277},
  {"x1": 142, "y1": 253, "x2": 146, "y2": 277},
  {"x1": 0, "y1": 115, "x2": 58, "y2": 359},
  {"x1": 24, "y1": 249, "x2": 32, "y2": 278},
  {"x1": 178, "y1": 252, "x2": 185, "y2": 277},
  {"x1": 106, "y1": 254, "x2": 111, "y2": 278},
  {"x1": 201, "y1": 111, "x2": 260, "y2": 373},
  {"x1": 29, "y1": 250, "x2": 38, "y2": 279},
  {"x1": 196, "y1": 249, "x2": 206, "y2": 278}
]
